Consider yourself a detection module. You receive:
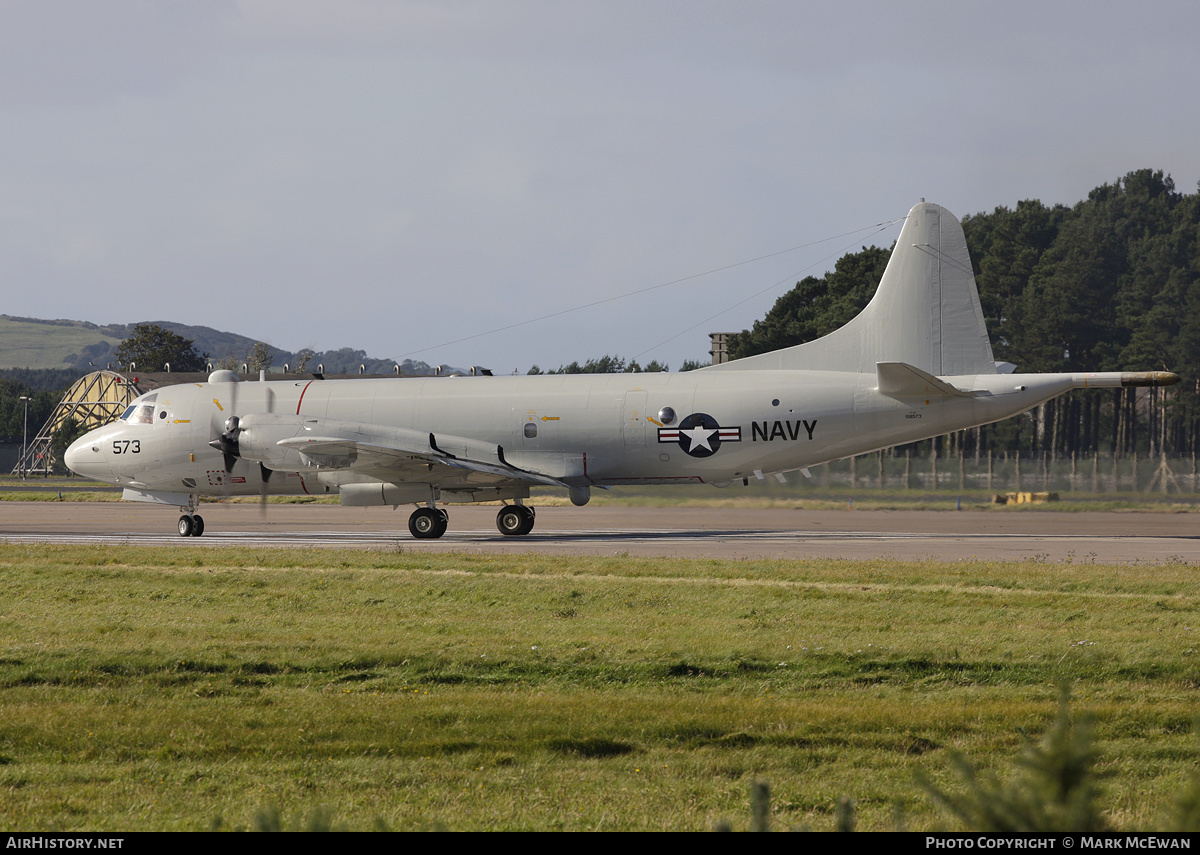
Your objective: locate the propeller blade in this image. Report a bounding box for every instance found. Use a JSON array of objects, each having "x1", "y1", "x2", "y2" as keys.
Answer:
[
  {"x1": 208, "y1": 416, "x2": 243, "y2": 474},
  {"x1": 206, "y1": 375, "x2": 240, "y2": 508},
  {"x1": 207, "y1": 415, "x2": 244, "y2": 502},
  {"x1": 259, "y1": 463, "x2": 273, "y2": 516}
]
